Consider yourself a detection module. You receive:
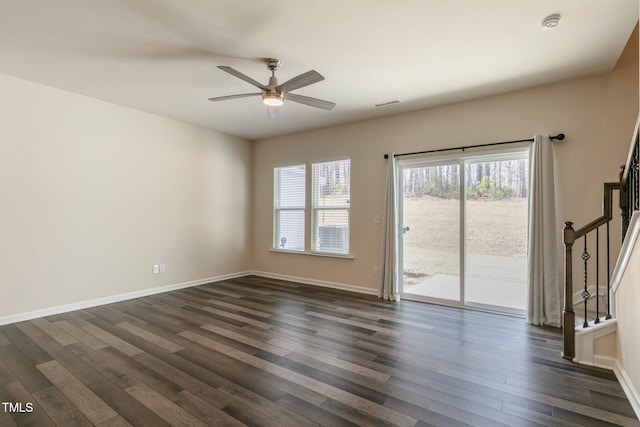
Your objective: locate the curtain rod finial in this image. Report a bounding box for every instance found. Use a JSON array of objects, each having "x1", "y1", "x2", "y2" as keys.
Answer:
[
  {"x1": 384, "y1": 154, "x2": 389, "y2": 159},
  {"x1": 551, "y1": 133, "x2": 565, "y2": 141}
]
